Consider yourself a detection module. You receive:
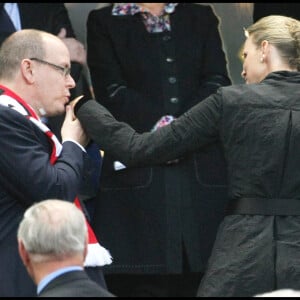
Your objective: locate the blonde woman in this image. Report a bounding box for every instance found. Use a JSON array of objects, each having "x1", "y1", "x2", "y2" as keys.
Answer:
[{"x1": 75, "y1": 15, "x2": 300, "y2": 296}]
